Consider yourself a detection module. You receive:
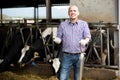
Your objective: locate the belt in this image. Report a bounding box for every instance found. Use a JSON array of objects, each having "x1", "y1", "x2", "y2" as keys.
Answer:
[{"x1": 64, "y1": 52, "x2": 80, "y2": 55}]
